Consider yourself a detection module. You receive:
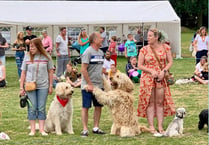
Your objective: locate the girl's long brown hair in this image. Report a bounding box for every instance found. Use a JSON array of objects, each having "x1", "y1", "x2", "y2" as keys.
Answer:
[{"x1": 29, "y1": 38, "x2": 51, "y2": 62}]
